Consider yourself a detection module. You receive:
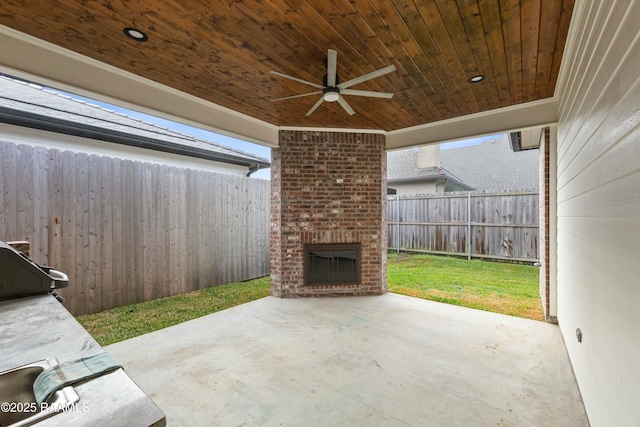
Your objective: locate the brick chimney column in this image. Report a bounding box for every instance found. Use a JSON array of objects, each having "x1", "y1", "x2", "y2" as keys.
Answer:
[{"x1": 270, "y1": 130, "x2": 388, "y2": 297}]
